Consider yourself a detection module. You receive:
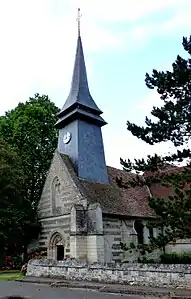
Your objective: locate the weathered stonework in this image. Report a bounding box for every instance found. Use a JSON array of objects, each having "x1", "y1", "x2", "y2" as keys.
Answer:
[
  {"x1": 38, "y1": 151, "x2": 87, "y2": 220},
  {"x1": 27, "y1": 259, "x2": 191, "y2": 289},
  {"x1": 37, "y1": 151, "x2": 88, "y2": 259}
]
